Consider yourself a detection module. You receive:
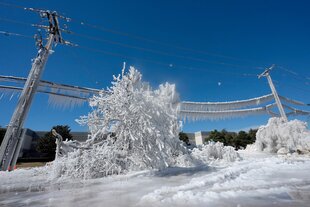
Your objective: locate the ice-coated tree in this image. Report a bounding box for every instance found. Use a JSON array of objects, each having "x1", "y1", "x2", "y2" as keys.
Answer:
[{"x1": 52, "y1": 66, "x2": 190, "y2": 179}]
